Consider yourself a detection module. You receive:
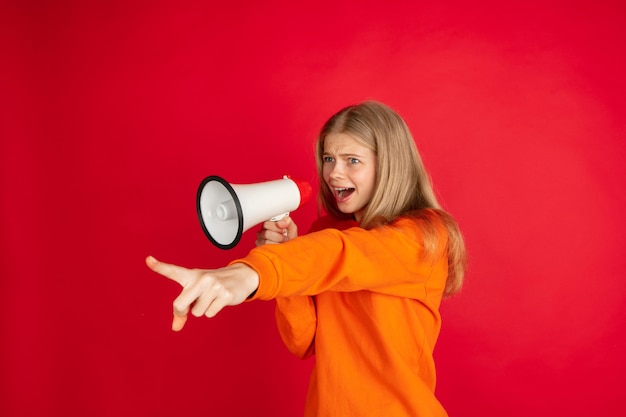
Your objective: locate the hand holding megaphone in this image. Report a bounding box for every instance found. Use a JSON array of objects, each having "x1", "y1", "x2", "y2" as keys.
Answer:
[
  {"x1": 256, "y1": 215, "x2": 298, "y2": 246},
  {"x1": 196, "y1": 175, "x2": 312, "y2": 249}
]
